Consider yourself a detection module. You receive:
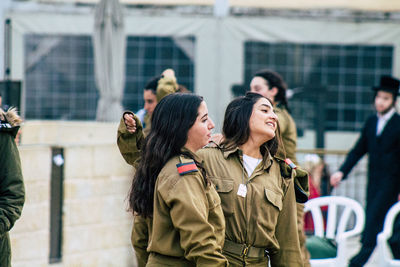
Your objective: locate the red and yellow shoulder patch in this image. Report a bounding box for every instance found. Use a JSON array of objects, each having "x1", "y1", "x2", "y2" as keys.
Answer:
[
  {"x1": 285, "y1": 158, "x2": 297, "y2": 169},
  {"x1": 176, "y1": 162, "x2": 198, "y2": 175}
]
